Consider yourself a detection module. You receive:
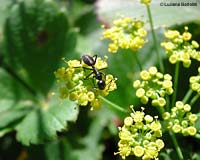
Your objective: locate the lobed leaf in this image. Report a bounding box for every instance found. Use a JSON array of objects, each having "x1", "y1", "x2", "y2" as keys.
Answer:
[
  {"x1": 3, "y1": 0, "x2": 74, "y2": 95},
  {"x1": 15, "y1": 98, "x2": 79, "y2": 146}
]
